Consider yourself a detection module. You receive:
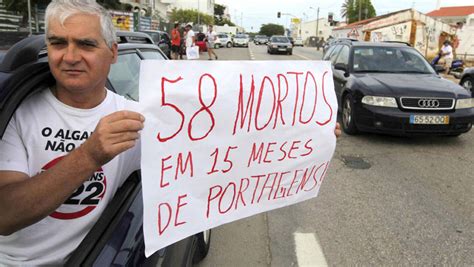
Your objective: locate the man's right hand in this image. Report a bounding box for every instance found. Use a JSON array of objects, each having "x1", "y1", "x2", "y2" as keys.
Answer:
[{"x1": 80, "y1": 110, "x2": 144, "y2": 168}]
